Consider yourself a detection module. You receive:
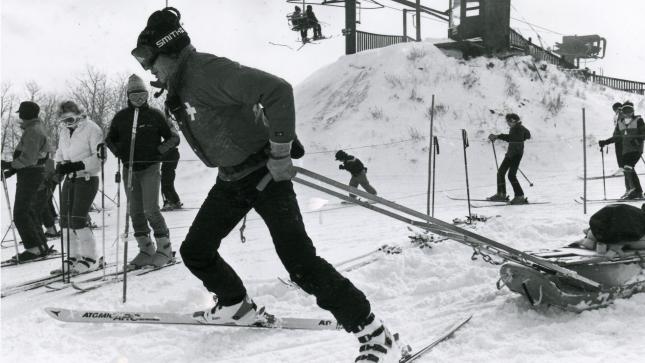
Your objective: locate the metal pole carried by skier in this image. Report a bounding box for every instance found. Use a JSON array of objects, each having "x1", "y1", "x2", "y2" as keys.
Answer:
[
  {"x1": 461, "y1": 129, "x2": 472, "y2": 219},
  {"x1": 1, "y1": 172, "x2": 20, "y2": 263},
  {"x1": 122, "y1": 107, "x2": 139, "y2": 303}
]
